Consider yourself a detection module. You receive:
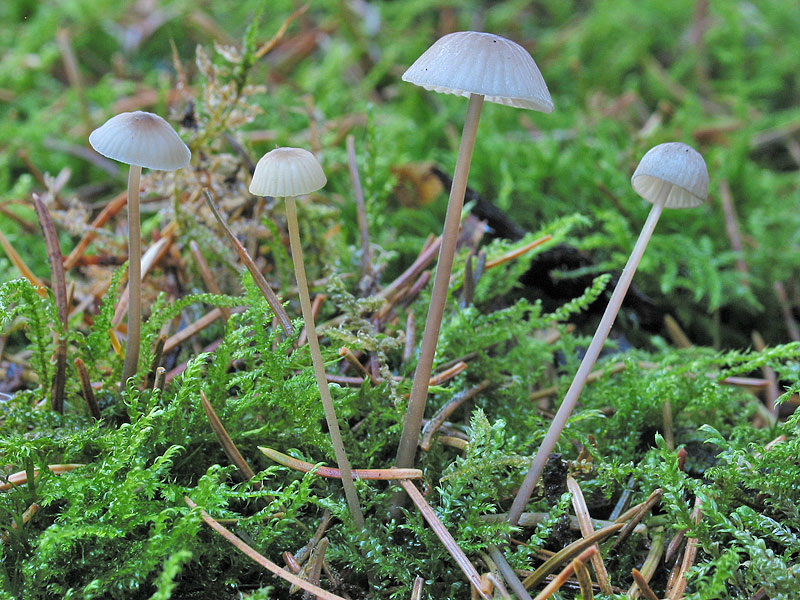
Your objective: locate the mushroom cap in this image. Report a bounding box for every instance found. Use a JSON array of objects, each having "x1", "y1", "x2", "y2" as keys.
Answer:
[
  {"x1": 631, "y1": 142, "x2": 708, "y2": 209},
  {"x1": 89, "y1": 111, "x2": 191, "y2": 171},
  {"x1": 249, "y1": 147, "x2": 327, "y2": 197},
  {"x1": 402, "y1": 31, "x2": 553, "y2": 112}
]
